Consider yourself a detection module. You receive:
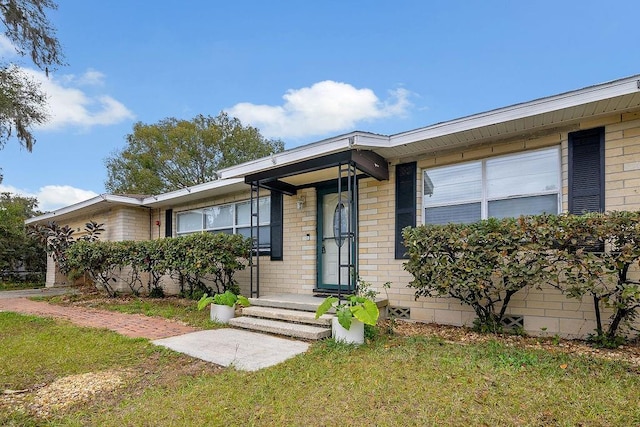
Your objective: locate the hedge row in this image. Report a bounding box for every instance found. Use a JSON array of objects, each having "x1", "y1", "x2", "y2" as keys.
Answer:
[
  {"x1": 65, "y1": 232, "x2": 251, "y2": 298},
  {"x1": 402, "y1": 211, "x2": 640, "y2": 344}
]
